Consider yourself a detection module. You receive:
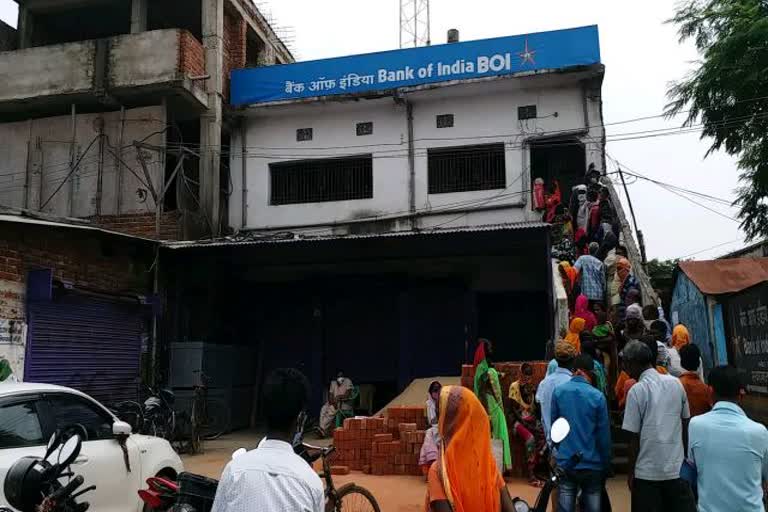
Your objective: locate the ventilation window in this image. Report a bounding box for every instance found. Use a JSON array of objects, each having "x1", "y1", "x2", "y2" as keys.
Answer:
[
  {"x1": 296, "y1": 128, "x2": 313, "y2": 142},
  {"x1": 270, "y1": 155, "x2": 373, "y2": 205},
  {"x1": 428, "y1": 143, "x2": 506, "y2": 194},
  {"x1": 436, "y1": 114, "x2": 454, "y2": 129},
  {"x1": 518, "y1": 105, "x2": 537, "y2": 120},
  {"x1": 356, "y1": 122, "x2": 373, "y2": 136}
]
